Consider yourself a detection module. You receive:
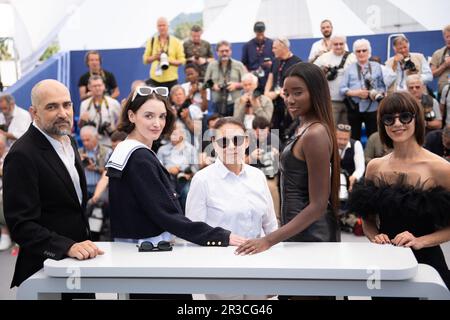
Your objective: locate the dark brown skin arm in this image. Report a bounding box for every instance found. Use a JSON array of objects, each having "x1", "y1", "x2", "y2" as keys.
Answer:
[{"x1": 235, "y1": 124, "x2": 332, "y2": 255}]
